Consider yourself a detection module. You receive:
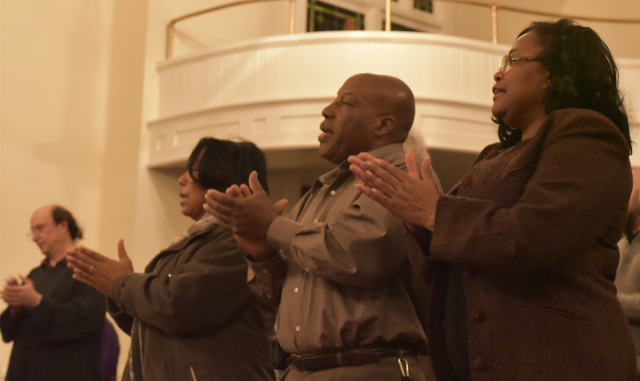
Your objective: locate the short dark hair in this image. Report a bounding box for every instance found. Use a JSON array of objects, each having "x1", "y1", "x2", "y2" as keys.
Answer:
[
  {"x1": 187, "y1": 138, "x2": 269, "y2": 193},
  {"x1": 495, "y1": 19, "x2": 631, "y2": 151},
  {"x1": 51, "y1": 206, "x2": 83, "y2": 241}
]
